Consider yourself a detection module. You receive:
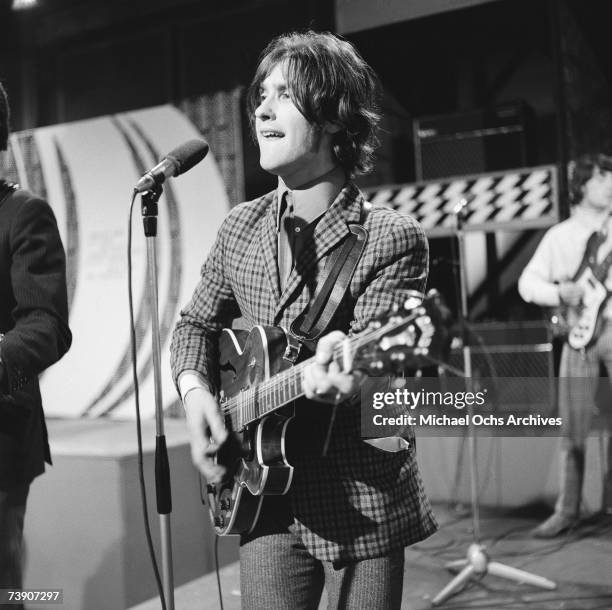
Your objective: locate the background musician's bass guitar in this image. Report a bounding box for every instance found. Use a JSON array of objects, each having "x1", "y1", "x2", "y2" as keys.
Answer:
[
  {"x1": 550, "y1": 229, "x2": 612, "y2": 350},
  {"x1": 206, "y1": 292, "x2": 448, "y2": 535}
]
